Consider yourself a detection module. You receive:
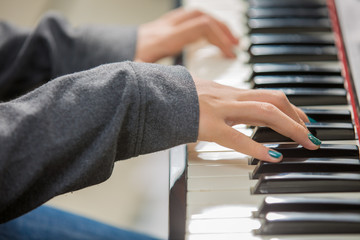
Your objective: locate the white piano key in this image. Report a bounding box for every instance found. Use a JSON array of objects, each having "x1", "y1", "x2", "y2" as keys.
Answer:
[
  {"x1": 186, "y1": 233, "x2": 262, "y2": 240},
  {"x1": 188, "y1": 150, "x2": 251, "y2": 165},
  {"x1": 187, "y1": 233, "x2": 360, "y2": 240},
  {"x1": 187, "y1": 189, "x2": 263, "y2": 206},
  {"x1": 193, "y1": 139, "x2": 253, "y2": 153},
  {"x1": 320, "y1": 140, "x2": 359, "y2": 144},
  {"x1": 186, "y1": 46, "x2": 250, "y2": 81},
  {"x1": 188, "y1": 165, "x2": 253, "y2": 177},
  {"x1": 187, "y1": 218, "x2": 261, "y2": 234},
  {"x1": 188, "y1": 176, "x2": 253, "y2": 191},
  {"x1": 187, "y1": 204, "x2": 256, "y2": 219},
  {"x1": 192, "y1": 141, "x2": 234, "y2": 152},
  {"x1": 187, "y1": 189, "x2": 360, "y2": 206}
]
